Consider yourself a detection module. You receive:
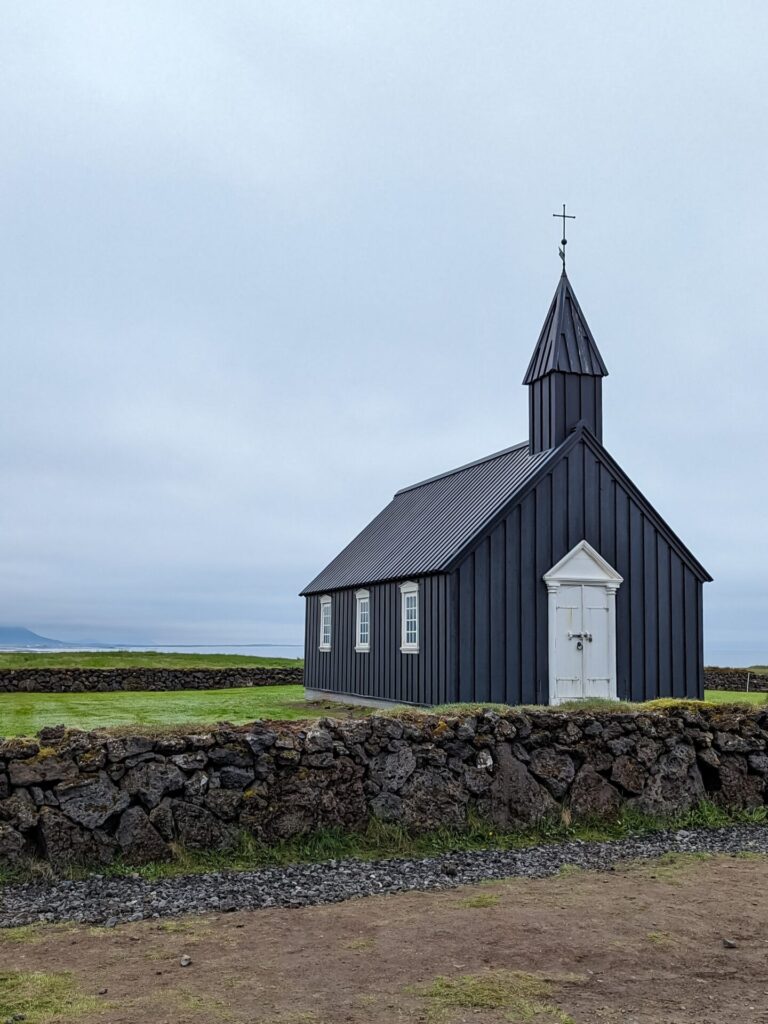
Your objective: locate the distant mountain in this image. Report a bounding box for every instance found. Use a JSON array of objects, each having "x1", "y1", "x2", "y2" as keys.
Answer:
[{"x1": 0, "y1": 626, "x2": 78, "y2": 649}]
